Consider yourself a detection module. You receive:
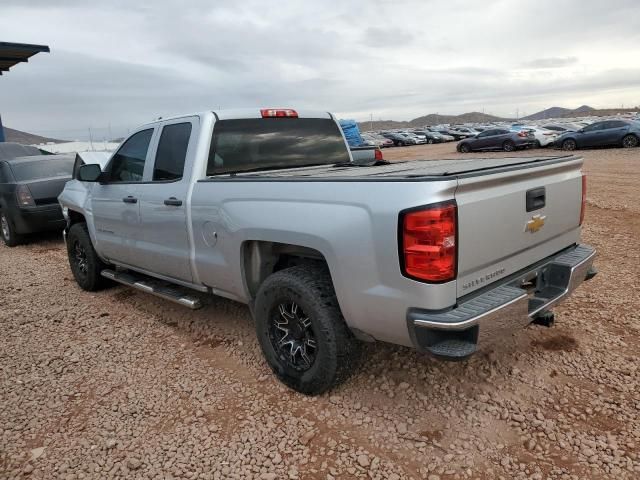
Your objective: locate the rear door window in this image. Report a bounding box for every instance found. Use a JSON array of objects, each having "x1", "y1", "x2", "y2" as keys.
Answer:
[
  {"x1": 606, "y1": 120, "x2": 626, "y2": 128},
  {"x1": 207, "y1": 118, "x2": 349, "y2": 175},
  {"x1": 107, "y1": 129, "x2": 154, "y2": 182},
  {"x1": 153, "y1": 123, "x2": 192, "y2": 181},
  {"x1": 583, "y1": 123, "x2": 604, "y2": 132}
]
